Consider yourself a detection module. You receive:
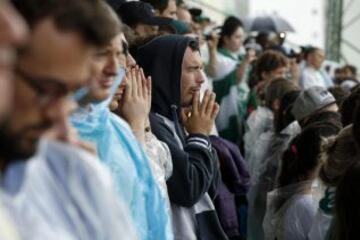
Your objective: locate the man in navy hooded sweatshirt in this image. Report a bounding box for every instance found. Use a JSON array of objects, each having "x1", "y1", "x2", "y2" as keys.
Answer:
[{"x1": 137, "y1": 35, "x2": 228, "y2": 240}]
